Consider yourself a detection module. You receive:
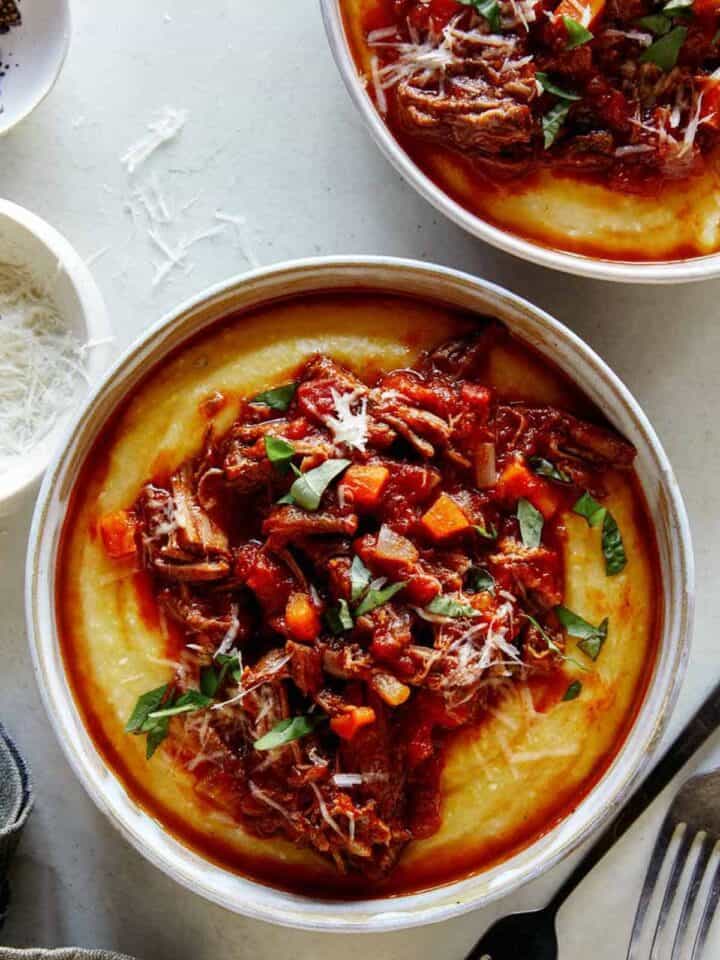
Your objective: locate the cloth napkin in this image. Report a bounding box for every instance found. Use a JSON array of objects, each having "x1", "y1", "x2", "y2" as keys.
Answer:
[{"x1": 0, "y1": 722, "x2": 33, "y2": 932}]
